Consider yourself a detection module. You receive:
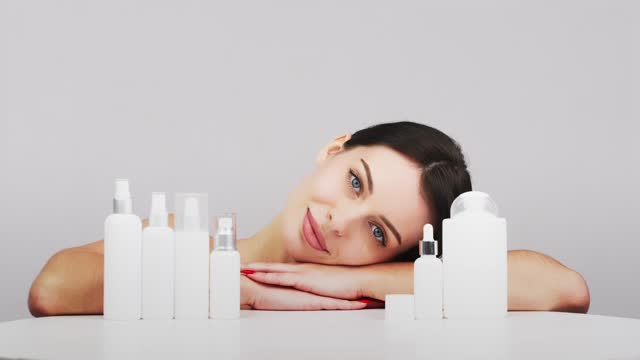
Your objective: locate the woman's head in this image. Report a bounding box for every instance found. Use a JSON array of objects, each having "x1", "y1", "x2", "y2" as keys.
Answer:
[{"x1": 280, "y1": 121, "x2": 472, "y2": 265}]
